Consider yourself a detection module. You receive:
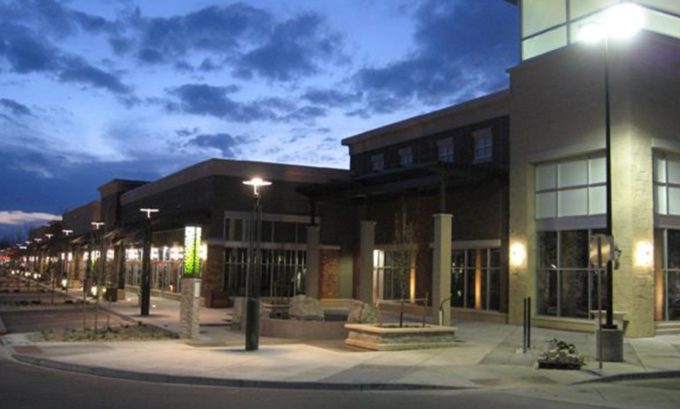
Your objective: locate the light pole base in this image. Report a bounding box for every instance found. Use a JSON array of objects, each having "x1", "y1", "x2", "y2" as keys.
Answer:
[{"x1": 596, "y1": 328, "x2": 624, "y2": 362}]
